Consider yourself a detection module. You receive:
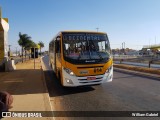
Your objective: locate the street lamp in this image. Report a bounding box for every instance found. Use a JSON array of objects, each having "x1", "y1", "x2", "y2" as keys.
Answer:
[{"x1": 96, "y1": 27, "x2": 99, "y2": 32}]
